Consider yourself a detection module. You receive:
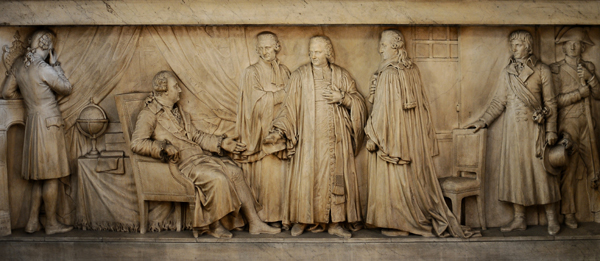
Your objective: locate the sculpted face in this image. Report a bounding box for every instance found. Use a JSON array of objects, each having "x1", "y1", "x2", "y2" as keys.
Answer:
[
  {"x1": 563, "y1": 40, "x2": 583, "y2": 58},
  {"x1": 257, "y1": 36, "x2": 278, "y2": 62},
  {"x1": 165, "y1": 76, "x2": 182, "y2": 104},
  {"x1": 379, "y1": 34, "x2": 399, "y2": 61},
  {"x1": 309, "y1": 40, "x2": 329, "y2": 67},
  {"x1": 510, "y1": 39, "x2": 529, "y2": 60}
]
